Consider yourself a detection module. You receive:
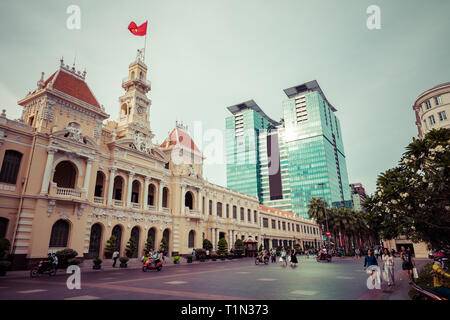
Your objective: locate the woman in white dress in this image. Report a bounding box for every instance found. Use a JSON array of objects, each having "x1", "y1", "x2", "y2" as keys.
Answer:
[{"x1": 382, "y1": 248, "x2": 395, "y2": 286}]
